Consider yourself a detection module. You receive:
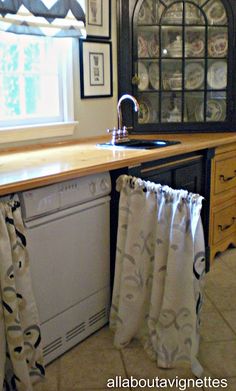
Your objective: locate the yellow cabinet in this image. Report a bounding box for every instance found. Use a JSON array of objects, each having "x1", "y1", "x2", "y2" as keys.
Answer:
[{"x1": 210, "y1": 143, "x2": 236, "y2": 262}]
